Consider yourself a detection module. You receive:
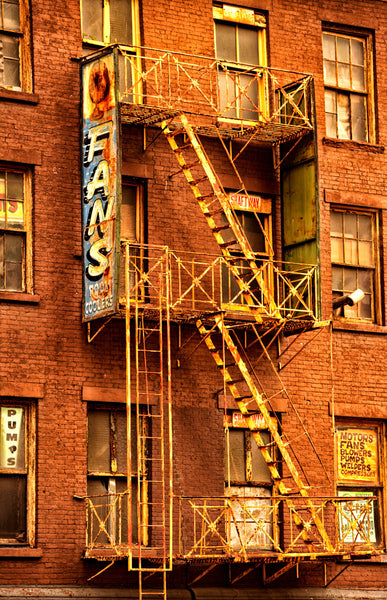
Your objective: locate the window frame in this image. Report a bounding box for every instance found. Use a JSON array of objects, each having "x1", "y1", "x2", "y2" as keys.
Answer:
[
  {"x1": 0, "y1": 401, "x2": 36, "y2": 546},
  {"x1": 213, "y1": 3, "x2": 267, "y2": 122},
  {"x1": 335, "y1": 421, "x2": 385, "y2": 549},
  {"x1": 330, "y1": 206, "x2": 381, "y2": 323},
  {"x1": 81, "y1": 0, "x2": 140, "y2": 50},
  {"x1": 87, "y1": 404, "x2": 149, "y2": 547},
  {"x1": 0, "y1": 0, "x2": 32, "y2": 92},
  {"x1": 0, "y1": 165, "x2": 32, "y2": 294},
  {"x1": 322, "y1": 26, "x2": 375, "y2": 143}
]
